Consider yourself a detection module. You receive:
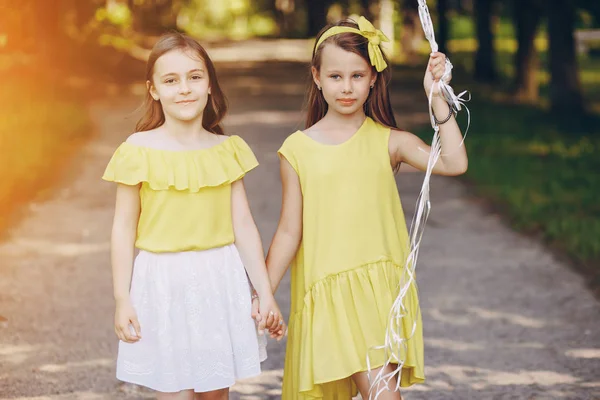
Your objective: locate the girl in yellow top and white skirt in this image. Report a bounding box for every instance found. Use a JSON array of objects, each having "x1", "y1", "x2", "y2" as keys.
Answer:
[
  {"x1": 265, "y1": 17, "x2": 469, "y2": 400},
  {"x1": 103, "y1": 33, "x2": 285, "y2": 399}
]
